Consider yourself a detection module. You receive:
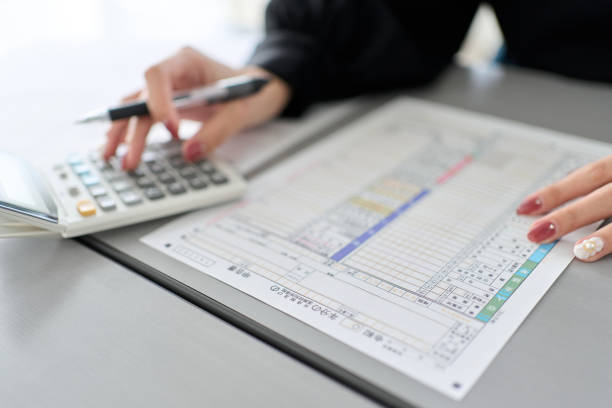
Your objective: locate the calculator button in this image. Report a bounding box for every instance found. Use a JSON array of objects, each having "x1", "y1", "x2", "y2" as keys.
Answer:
[
  {"x1": 96, "y1": 161, "x2": 113, "y2": 172},
  {"x1": 68, "y1": 186, "x2": 80, "y2": 197},
  {"x1": 210, "y1": 172, "x2": 228, "y2": 185},
  {"x1": 81, "y1": 173, "x2": 100, "y2": 187},
  {"x1": 178, "y1": 166, "x2": 199, "y2": 179},
  {"x1": 128, "y1": 167, "x2": 147, "y2": 178},
  {"x1": 136, "y1": 176, "x2": 156, "y2": 188},
  {"x1": 67, "y1": 154, "x2": 83, "y2": 166},
  {"x1": 141, "y1": 151, "x2": 157, "y2": 163},
  {"x1": 73, "y1": 164, "x2": 91, "y2": 175},
  {"x1": 147, "y1": 161, "x2": 165, "y2": 174},
  {"x1": 101, "y1": 169, "x2": 124, "y2": 182},
  {"x1": 144, "y1": 187, "x2": 165, "y2": 200},
  {"x1": 76, "y1": 200, "x2": 96, "y2": 217},
  {"x1": 89, "y1": 185, "x2": 107, "y2": 197},
  {"x1": 198, "y1": 161, "x2": 216, "y2": 174},
  {"x1": 111, "y1": 180, "x2": 132, "y2": 192},
  {"x1": 96, "y1": 195, "x2": 117, "y2": 211},
  {"x1": 119, "y1": 190, "x2": 143, "y2": 206},
  {"x1": 167, "y1": 182, "x2": 187, "y2": 195},
  {"x1": 188, "y1": 177, "x2": 208, "y2": 190},
  {"x1": 157, "y1": 172, "x2": 176, "y2": 184},
  {"x1": 169, "y1": 156, "x2": 187, "y2": 169}
]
